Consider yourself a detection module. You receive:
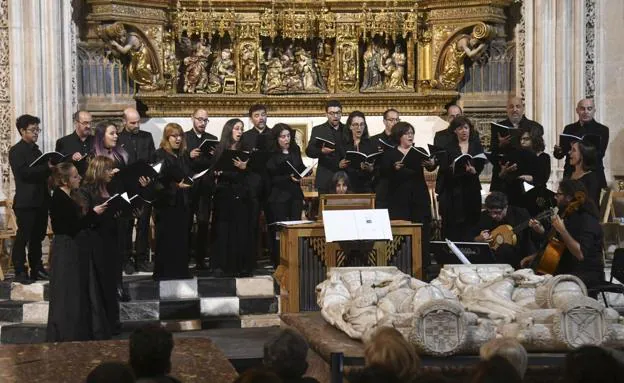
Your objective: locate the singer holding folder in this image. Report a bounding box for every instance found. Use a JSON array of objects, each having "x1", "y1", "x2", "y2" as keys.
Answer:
[
  {"x1": 211, "y1": 119, "x2": 255, "y2": 277},
  {"x1": 151, "y1": 123, "x2": 192, "y2": 280},
  {"x1": 342, "y1": 111, "x2": 376, "y2": 193}
]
